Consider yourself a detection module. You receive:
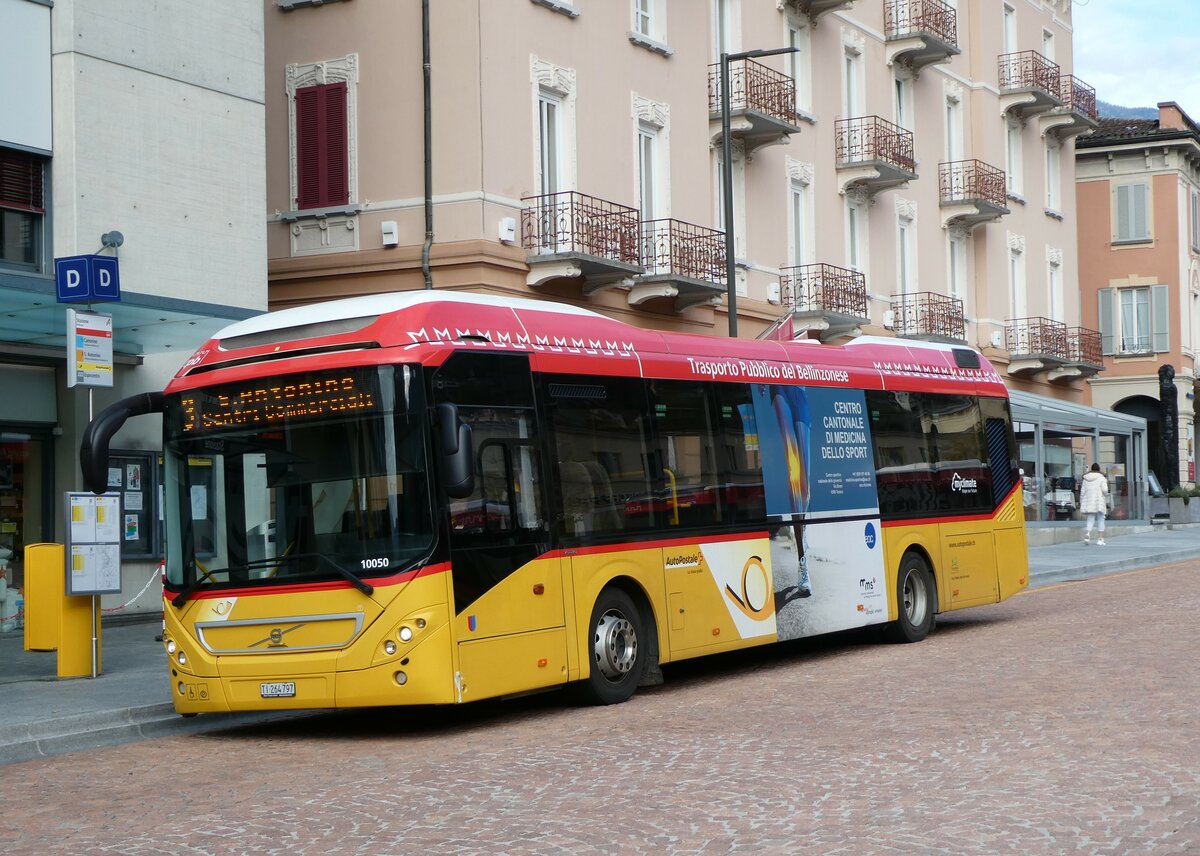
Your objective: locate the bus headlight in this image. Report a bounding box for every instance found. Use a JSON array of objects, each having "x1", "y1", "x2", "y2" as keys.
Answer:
[
  {"x1": 398, "y1": 626, "x2": 414, "y2": 643},
  {"x1": 384, "y1": 640, "x2": 397, "y2": 656},
  {"x1": 166, "y1": 640, "x2": 176, "y2": 655},
  {"x1": 394, "y1": 671, "x2": 408, "y2": 686},
  {"x1": 177, "y1": 651, "x2": 187, "y2": 666}
]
